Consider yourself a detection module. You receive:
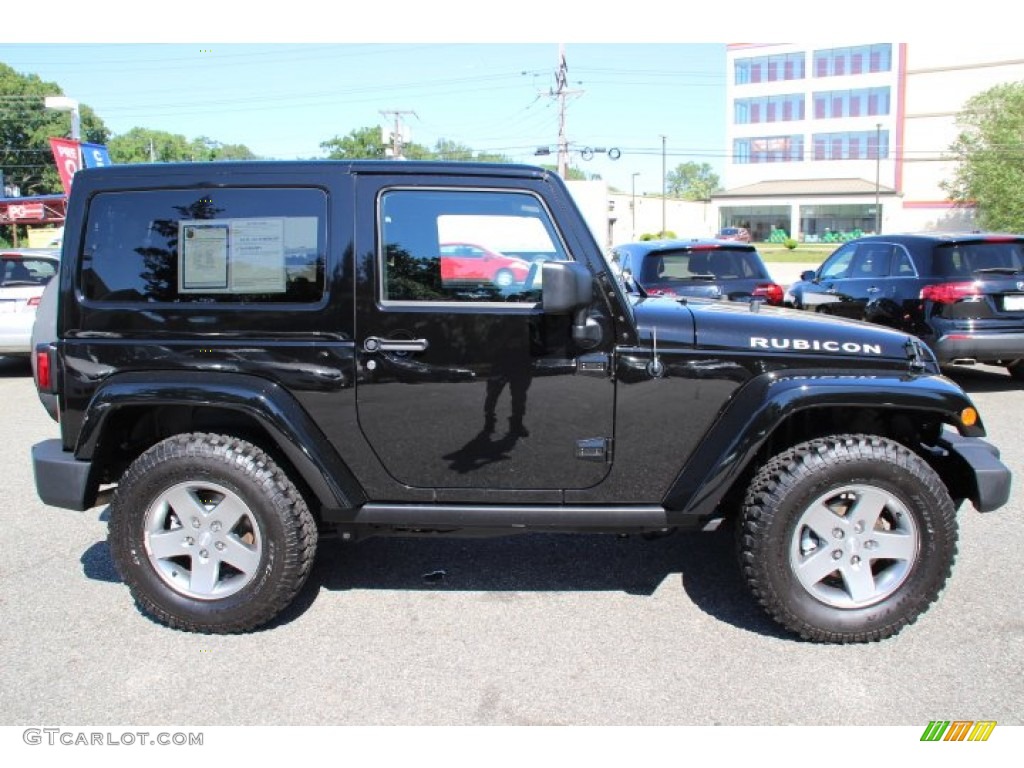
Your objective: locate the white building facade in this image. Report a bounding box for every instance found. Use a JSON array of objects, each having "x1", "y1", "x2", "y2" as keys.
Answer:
[{"x1": 716, "y1": 43, "x2": 1024, "y2": 241}]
